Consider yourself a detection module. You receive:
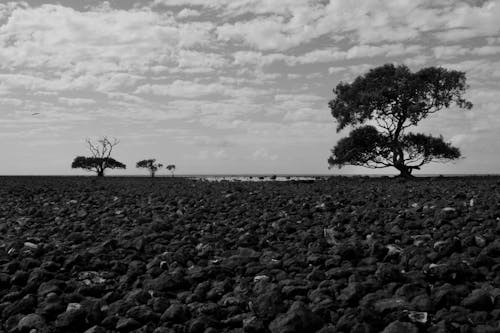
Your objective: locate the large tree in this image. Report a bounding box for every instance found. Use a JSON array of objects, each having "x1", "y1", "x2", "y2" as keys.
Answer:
[
  {"x1": 136, "y1": 159, "x2": 163, "y2": 178},
  {"x1": 328, "y1": 64, "x2": 472, "y2": 177},
  {"x1": 71, "y1": 137, "x2": 126, "y2": 176}
]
